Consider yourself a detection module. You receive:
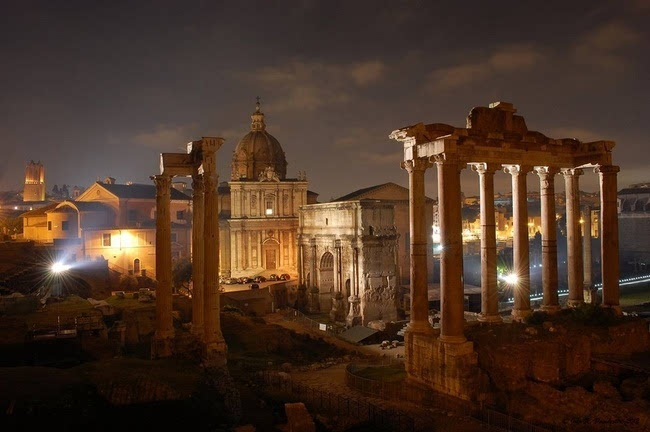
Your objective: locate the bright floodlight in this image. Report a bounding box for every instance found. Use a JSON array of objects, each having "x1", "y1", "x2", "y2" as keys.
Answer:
[
  {"x1": 502, "y1": 273, "x2": 518, "y2": 285},
  {"x1": 51, "y1": 262, "x2": 71, "y2": 274}
]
